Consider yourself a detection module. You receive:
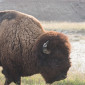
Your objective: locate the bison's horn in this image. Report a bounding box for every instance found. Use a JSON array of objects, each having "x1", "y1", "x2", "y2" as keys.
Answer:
[{"x1": 43, "y1": 41, "x2": 51, "y2": 54}]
